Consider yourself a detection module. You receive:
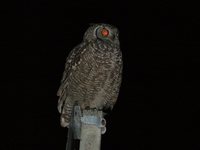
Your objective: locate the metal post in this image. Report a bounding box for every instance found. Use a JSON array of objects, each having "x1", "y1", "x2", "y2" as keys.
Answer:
[
  {"x1": 65, "y1": 106, "x2": 106, "y2": 150},
  {"x1": 79, "y1": 110, "x2": 106, "y2": 150}
]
